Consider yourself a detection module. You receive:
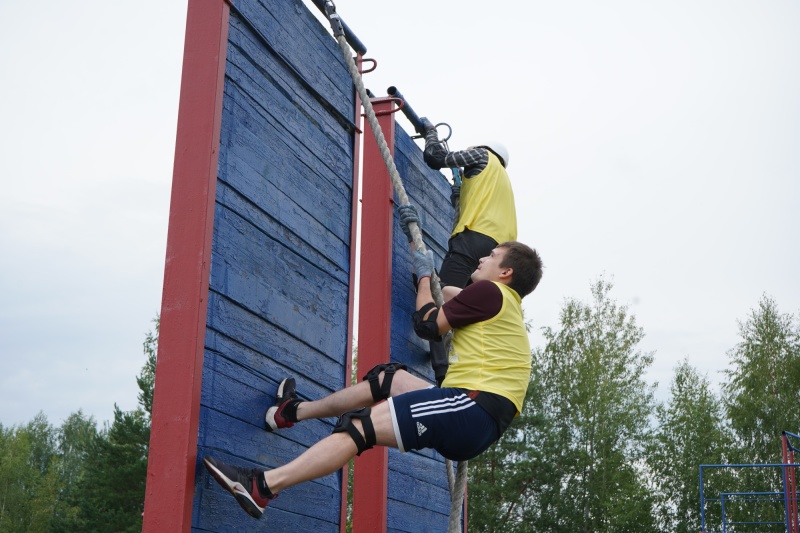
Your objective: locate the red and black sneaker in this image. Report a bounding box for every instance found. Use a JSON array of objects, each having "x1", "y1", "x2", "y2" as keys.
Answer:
[
  {"x1": 265, "y1": 377, "x2": 300, "y2": 432},
  {"x1": 203, "y1": 456, "x2": 276, "y2": 519}
]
